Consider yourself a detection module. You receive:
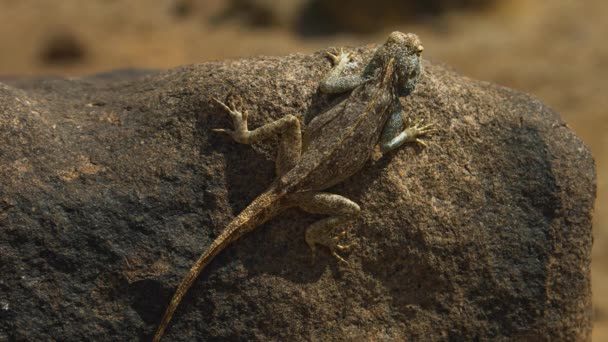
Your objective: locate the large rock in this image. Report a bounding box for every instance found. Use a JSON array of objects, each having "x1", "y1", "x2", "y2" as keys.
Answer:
[{"x1": 0, "y1": 46, "x2": 594, "y2": 341}]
